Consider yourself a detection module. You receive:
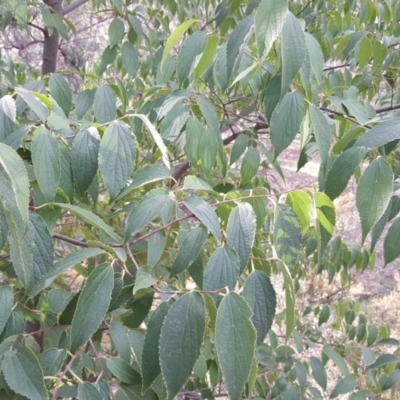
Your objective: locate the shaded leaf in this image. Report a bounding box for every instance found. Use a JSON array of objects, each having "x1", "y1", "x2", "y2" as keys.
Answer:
[
  {"x1": 94, "y1": 85, "x2": 116, "y2": 124},
  {"x1": 310, "y1": 357, "x2": 327, "y2": 390},
  {"x1": 309, "y1": 105, "x2": 331, "y2": 164},
  {"x1": 315, "y1": 192, "x2": 335, "y2": 262},
  {"x1": 384, "y1": 217, "x2": 400, "y2": 265},
  {"x1": 330, "y1": 376, "x2": 356, "y2": 398},
  {"x1": 240, "y1": 147, "x2": 260, "y2": 185},
  {"x1": 49, "y1": 74, "x2": 72, "y2": 116},
  {"x1": 0, "y1": 286, "x2": 13, "y2": 336},
  {"x1": 15, "y1": 87, "x2": 49, "y2": 122},
  {"x1": 121, "y1": 42, "x2": 139, "y2": 76}
]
